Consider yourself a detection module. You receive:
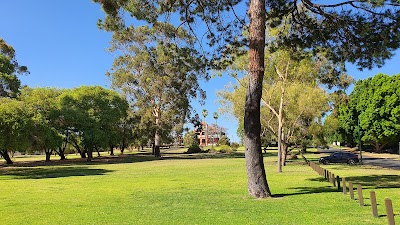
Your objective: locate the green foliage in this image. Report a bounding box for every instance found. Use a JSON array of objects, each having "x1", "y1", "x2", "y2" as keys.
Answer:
[
  {"x1": 217, "y1": 144, "x2": 233, "y2": 153},
  {"x1": 338, "y1": 73, "x2": 400, "y2": 151},
  {"x1": 183, "y1": 131, "x2": 198, "y2": 147},
  {"x1": 104, "y1": 20, "x2": 207, "y2": 153},
  {"x1": 185, "y1": 144, "x2": 202, "y2": 154},
  {"x1": 0, "y1": 38, "x2": 28, "y2": 98},
  {"x1": 19, "y1": 87, "x2": 64, "y2": 154},
  {"x1": 0, "y1": 98, "x2": 32, "y2": 154},
  {"x1": 219, "y1": 49, "x2": 330, "y2": 149},
  {"x1": 230, "y1": 142, "x2": 240, "y2": 151},
  {"x1": 57, "y1": 86, "x2": 128, "y2": 158},
  {"x1": 218, "y1": 135, "x2": 230, "y2": 146}
]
